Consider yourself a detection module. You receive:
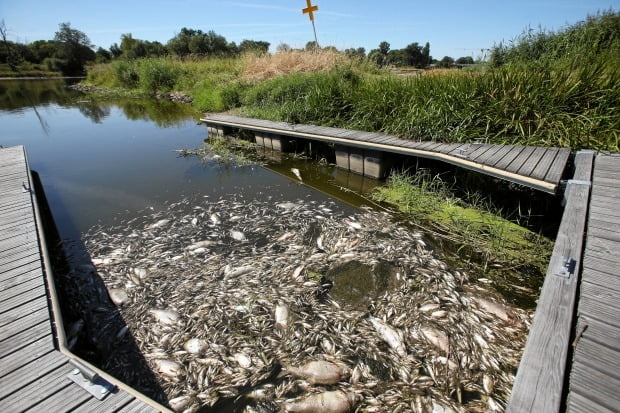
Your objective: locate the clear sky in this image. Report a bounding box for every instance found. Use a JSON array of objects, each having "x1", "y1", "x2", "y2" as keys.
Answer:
[{"x1": 1, "y1": 0, "x2": 618, "y2": 59}]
